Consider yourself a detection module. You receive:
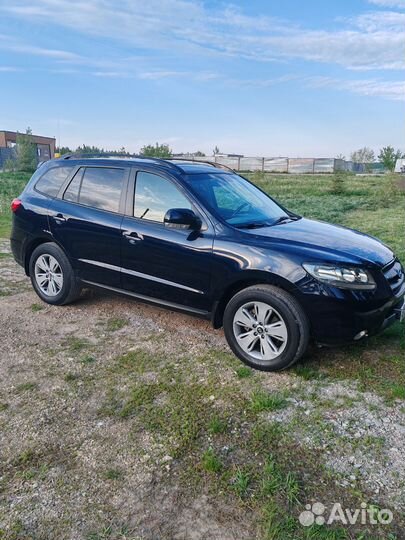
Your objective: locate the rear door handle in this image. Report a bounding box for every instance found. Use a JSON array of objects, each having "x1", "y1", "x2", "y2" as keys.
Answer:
[{"x1": 123, "y1": 231, "x2": 143, "y2": 243}]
